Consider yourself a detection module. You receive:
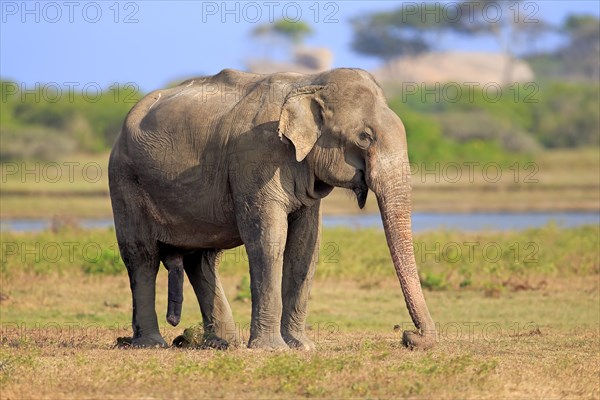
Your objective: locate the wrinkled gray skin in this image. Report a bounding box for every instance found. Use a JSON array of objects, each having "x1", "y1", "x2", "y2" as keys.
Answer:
[{"x1": 108, "y1": 68, "x2": 436, "y2": 350}]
